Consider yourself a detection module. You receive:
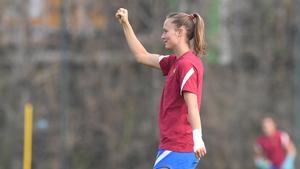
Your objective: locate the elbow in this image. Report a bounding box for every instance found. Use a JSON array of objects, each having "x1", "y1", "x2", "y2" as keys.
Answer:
[
  {"x1": 136, "y1": 57, "x2": 143, "y2": 64},
  {"x1": 135, "y1": 52, "x2": 149, "y2": 64}
]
